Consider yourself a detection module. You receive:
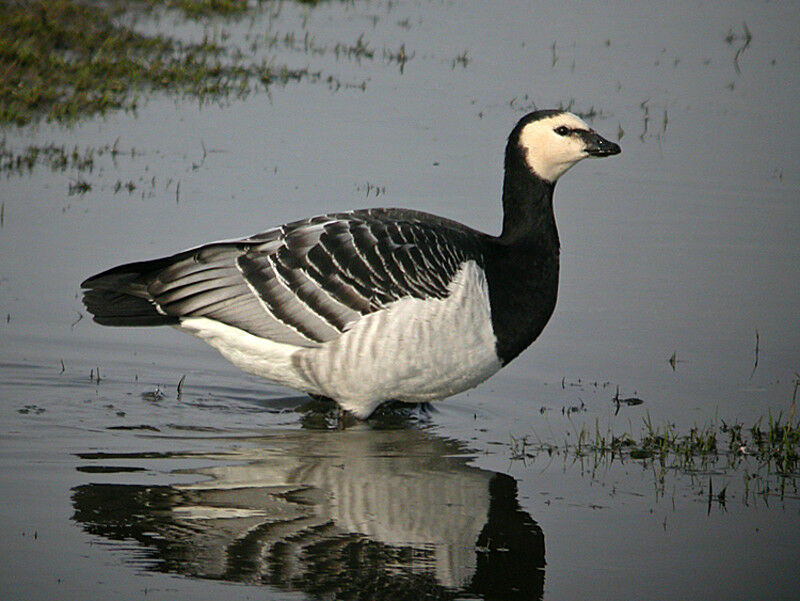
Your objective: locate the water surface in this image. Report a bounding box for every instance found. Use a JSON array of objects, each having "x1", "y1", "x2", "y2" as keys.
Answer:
[{"x1": 1, "y1": 1, "x2": 799, "y2": 599}]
